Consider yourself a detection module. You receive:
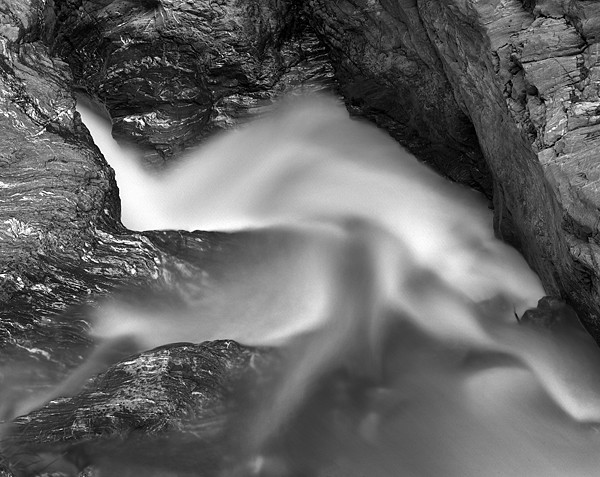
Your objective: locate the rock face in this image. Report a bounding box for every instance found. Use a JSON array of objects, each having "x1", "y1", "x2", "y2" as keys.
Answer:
[
  {"x1": 50, "y1": 0, "x2": 336, "y2": 166},
  {"x1": 0, "y1": 0, "x2": 327, "y2": 419},
  {"x1": 0, "y1": 0, "x2": 339, "y2": 471},
  {"x1": 305, "y1": 0, "x2": 493, "y2": 194},
  {"x1": 413, "y1": 1, "x2": 600, "y2": 336},
  {"x1": 300, "y1": 0, "x2": 600, "y2": 338},
  {"x1": 0, "y1": 0, "x2": 151, "y2": 408}
]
